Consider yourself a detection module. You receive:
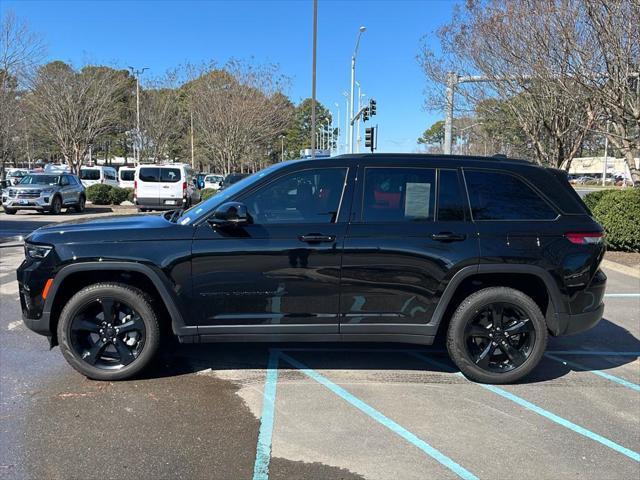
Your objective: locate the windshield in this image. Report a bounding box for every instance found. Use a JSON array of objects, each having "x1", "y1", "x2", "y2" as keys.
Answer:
[
  {"x1": 80, "y1": 169, "x2": 101, "y2": 180},
  {"x1": 205, "y1": 175, "x2": 222, "y2": 182},
  {"x1": 19, "y1": 175, "x2": 60, "y2": 185},
  {"x1": 177, "y1": 163, "x2": 287, "y2": 225}
]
